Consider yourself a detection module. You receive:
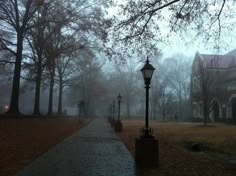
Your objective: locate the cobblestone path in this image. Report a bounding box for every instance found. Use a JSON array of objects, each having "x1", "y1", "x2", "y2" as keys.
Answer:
[{"x1": 16, "y1": 118, "x2": 137, "y2": 176}]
